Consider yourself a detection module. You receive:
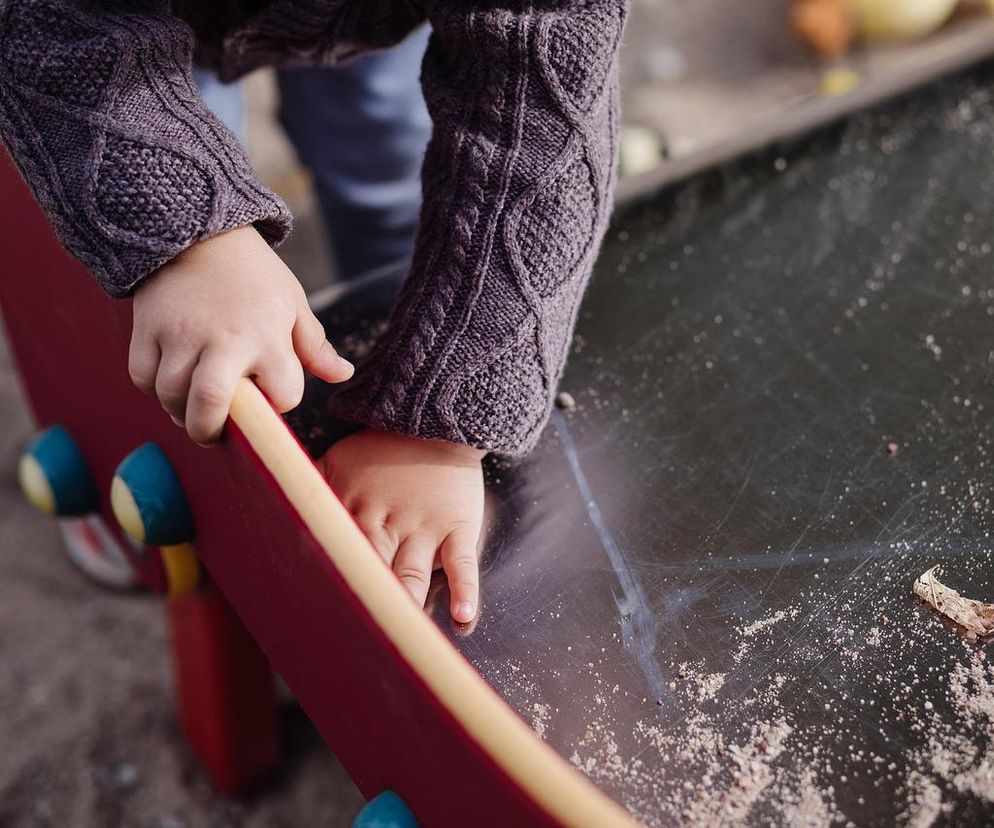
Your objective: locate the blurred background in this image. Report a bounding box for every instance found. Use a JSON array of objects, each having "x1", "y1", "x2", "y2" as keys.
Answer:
[{"x1": 3, "y1": 1, "x2": 994, "y2": 826}]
